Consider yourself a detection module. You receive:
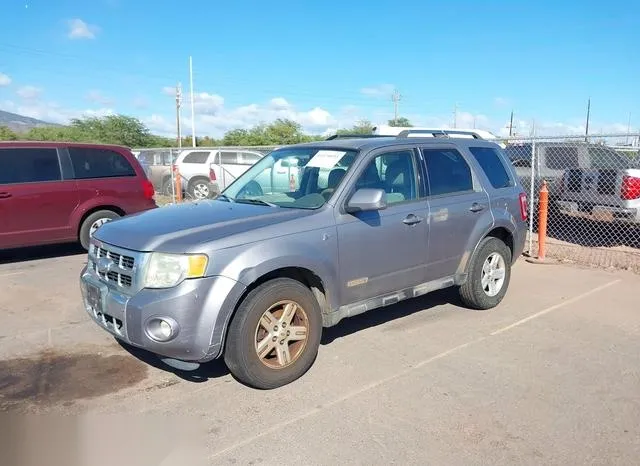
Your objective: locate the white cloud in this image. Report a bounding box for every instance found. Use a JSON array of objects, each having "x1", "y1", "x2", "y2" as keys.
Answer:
[
  {"x1": 0, "y1": 72, "x2": 11, "y2": 86},
  {"x1": 360, "y1": 84, "x2": 395, "y2": 98},
  {"x1": 67, "y1": 19, "x2": 99, "y2": 40},
  {"x1": 161, "y1": 86, "x2": 176, "y2": 96},
  {"x1": 16, "y1": 85, "x2": 43, "y2": 100},
  {"x1": 2, "y1": 98, "x2": 114, "y2": 125},
  {"x1": 85, "y1": 90, "x2": 113, "y2": 105},
  {"x1": 191, "y1": 92, "x2": 224, "y2": 115}
]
